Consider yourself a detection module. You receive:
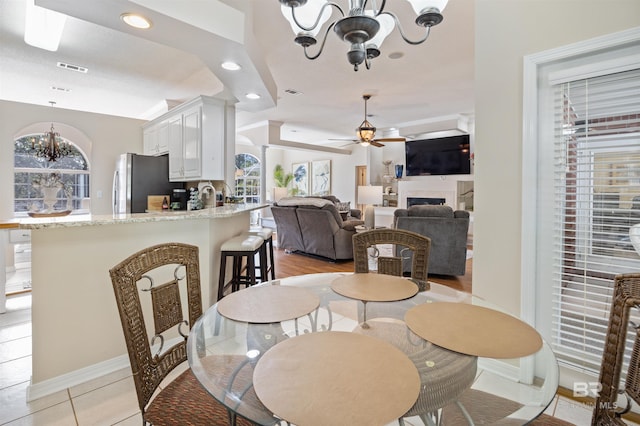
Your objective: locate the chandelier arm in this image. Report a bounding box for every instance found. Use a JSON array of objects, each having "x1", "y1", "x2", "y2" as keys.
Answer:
[
  {"x1": 382, "y1": 11, "x2": 431, "y2": 45},
  {"x1": 302, "y1": 21, "x2": 336, "y2": 60},
  {"x1": 289, "y1": 2, "x2": 344, "y2": 33}
]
